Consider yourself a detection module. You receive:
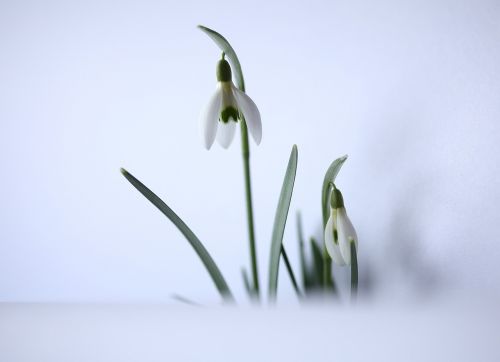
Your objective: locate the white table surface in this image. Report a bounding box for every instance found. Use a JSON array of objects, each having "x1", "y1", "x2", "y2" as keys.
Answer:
[{"x1": 1, "y1": 300, "x2": 499, "y2": 362}]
